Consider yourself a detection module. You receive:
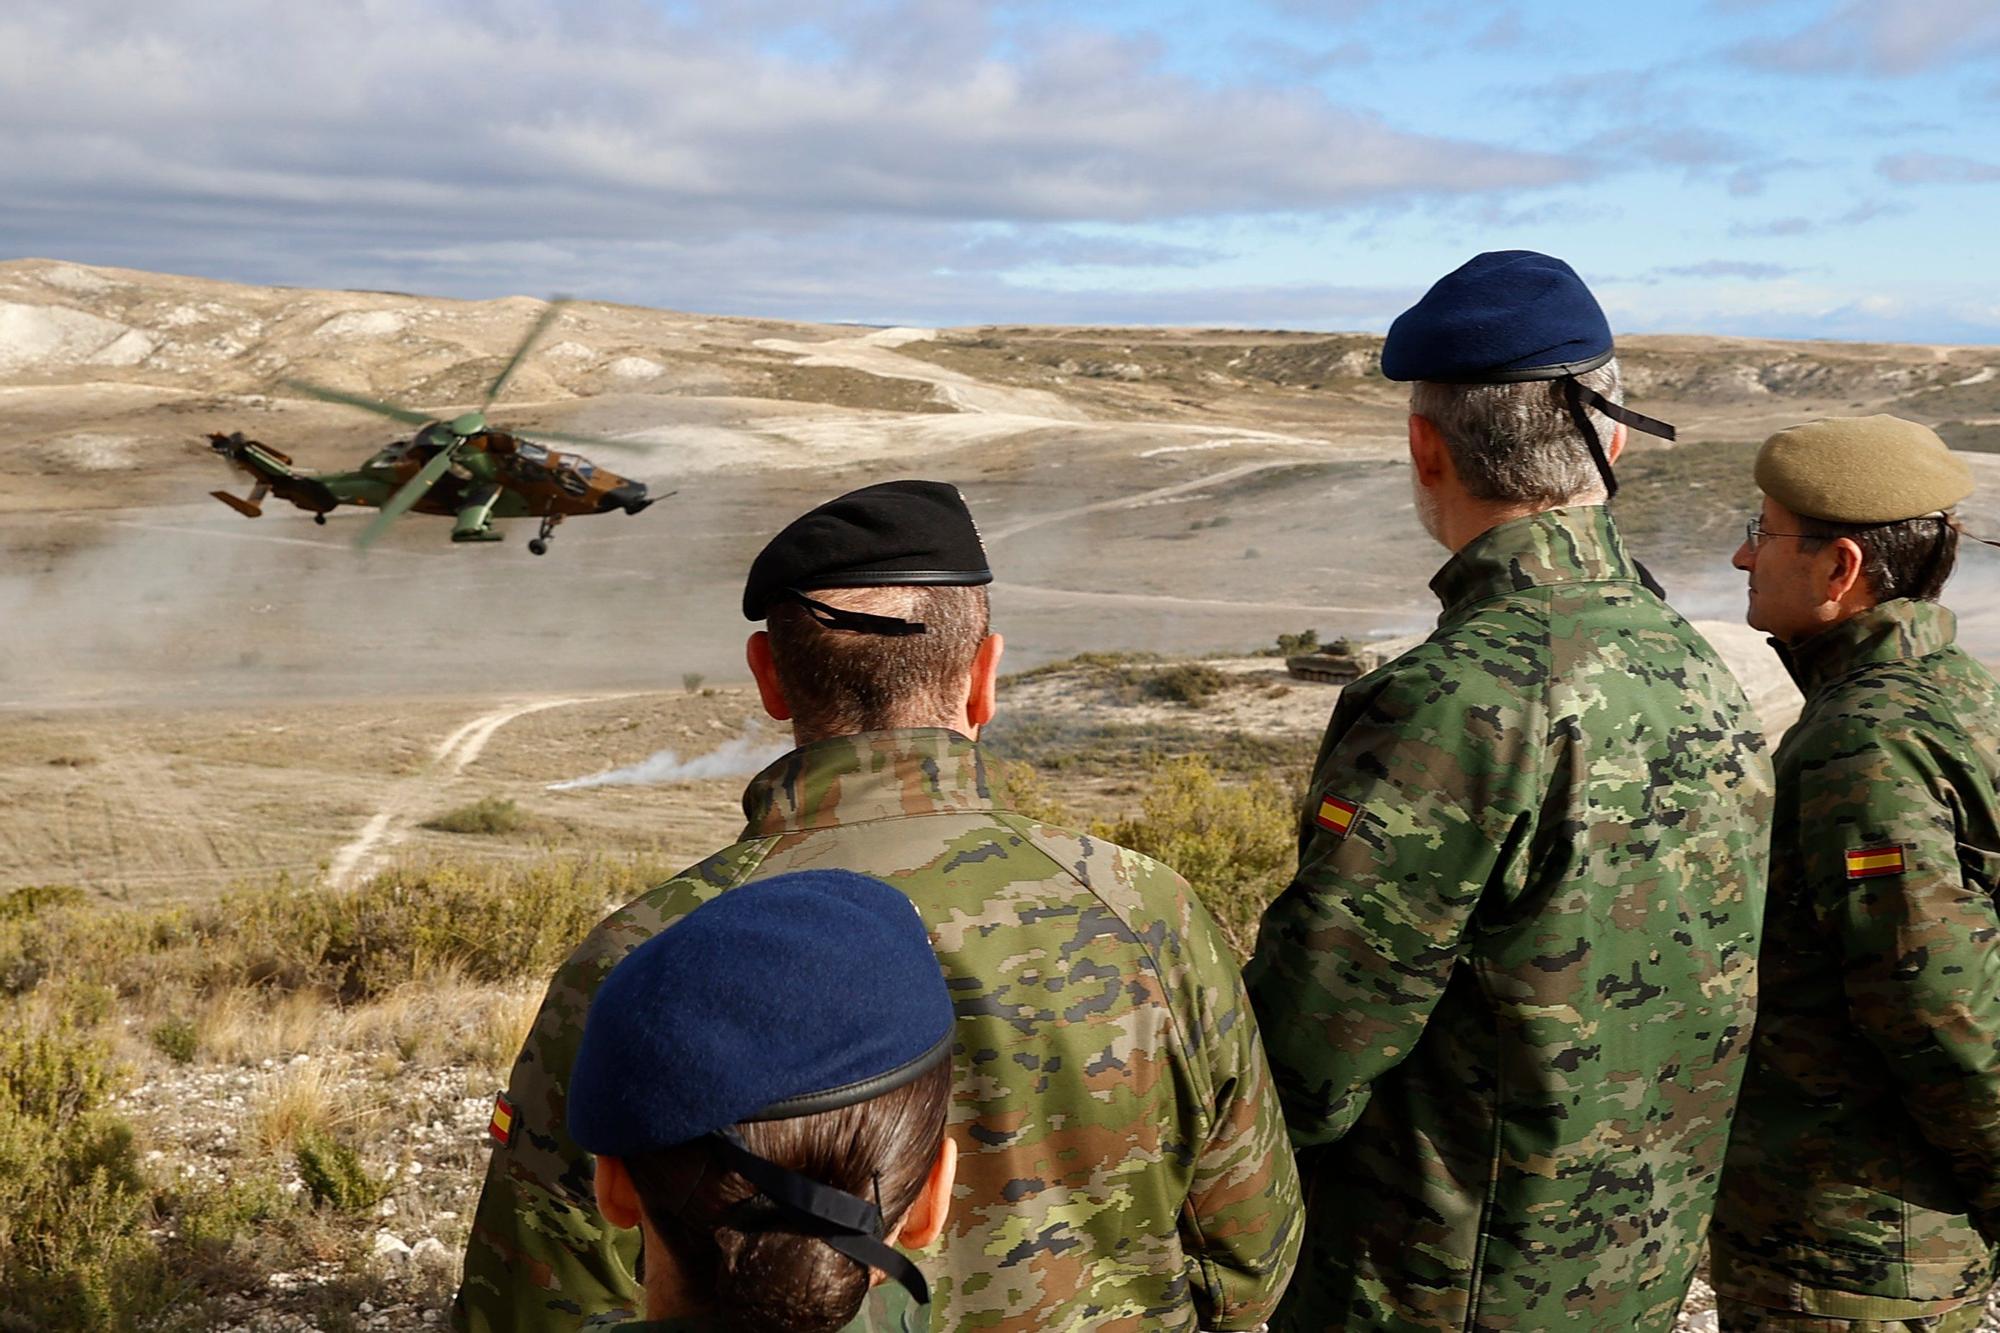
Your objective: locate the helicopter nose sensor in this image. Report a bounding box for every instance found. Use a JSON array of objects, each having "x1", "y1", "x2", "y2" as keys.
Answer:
[{"x1": 603, "y1": 481, "x2": 652, "y2": 515}]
